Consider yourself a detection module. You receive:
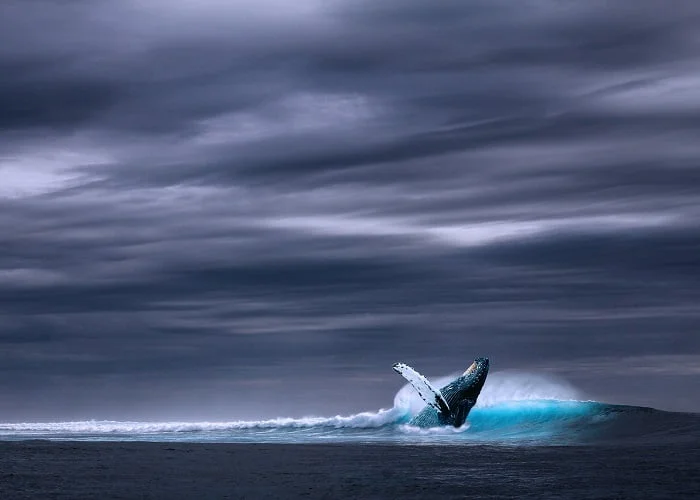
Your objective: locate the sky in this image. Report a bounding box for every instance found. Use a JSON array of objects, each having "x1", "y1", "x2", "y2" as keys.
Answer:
[{"x1": 1, "y1": 0, "x2": 699, "y2": 420}]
